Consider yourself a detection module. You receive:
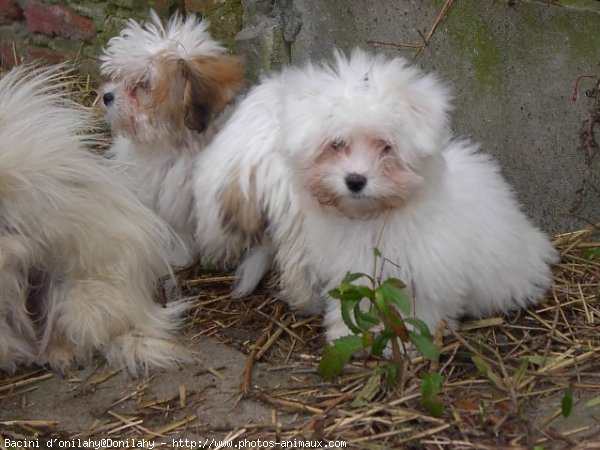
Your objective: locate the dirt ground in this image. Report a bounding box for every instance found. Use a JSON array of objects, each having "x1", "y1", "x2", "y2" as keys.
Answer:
[
  {"x1": 0, "y1": 334, "x2": 308, "y2": 444},
  {"x1": 2, "y1": 229, "x2": 600, "y2": 449}
]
